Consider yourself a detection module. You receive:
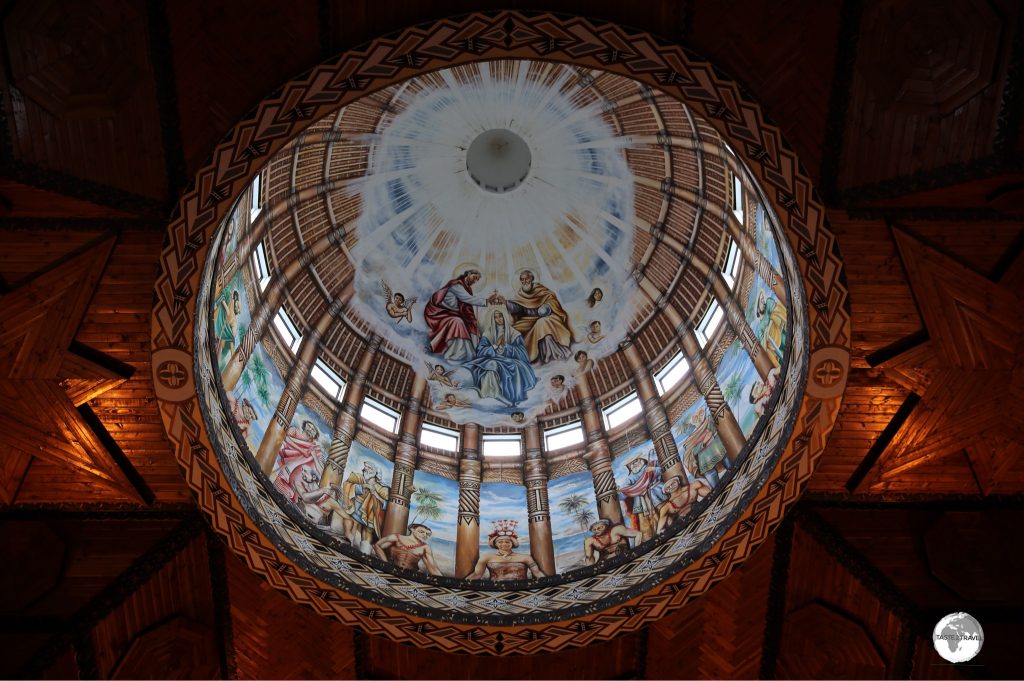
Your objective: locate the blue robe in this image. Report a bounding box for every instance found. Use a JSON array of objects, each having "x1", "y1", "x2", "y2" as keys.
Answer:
[{"x1": 466, "y1": 335, "x2": 537, "y2": 406}]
